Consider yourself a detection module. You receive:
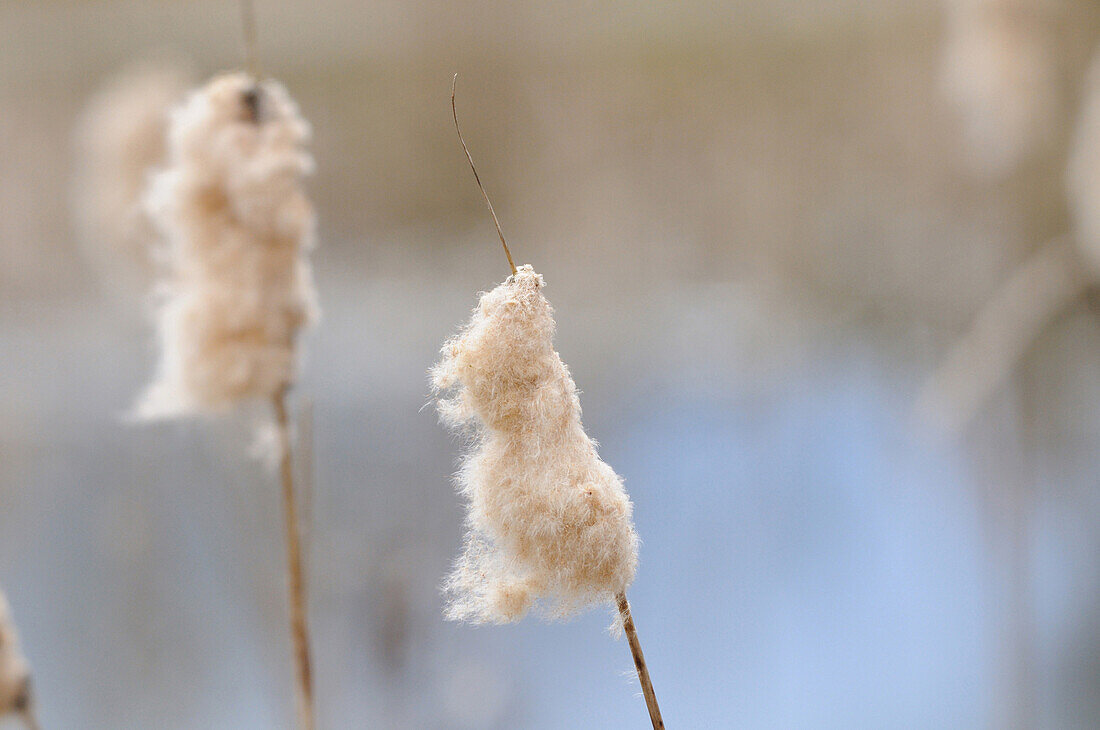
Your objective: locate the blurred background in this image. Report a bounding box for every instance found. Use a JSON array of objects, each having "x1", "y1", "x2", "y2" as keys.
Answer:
[{"x1": 3, "y1": 0, "x2": 1100, "y2": 727}]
